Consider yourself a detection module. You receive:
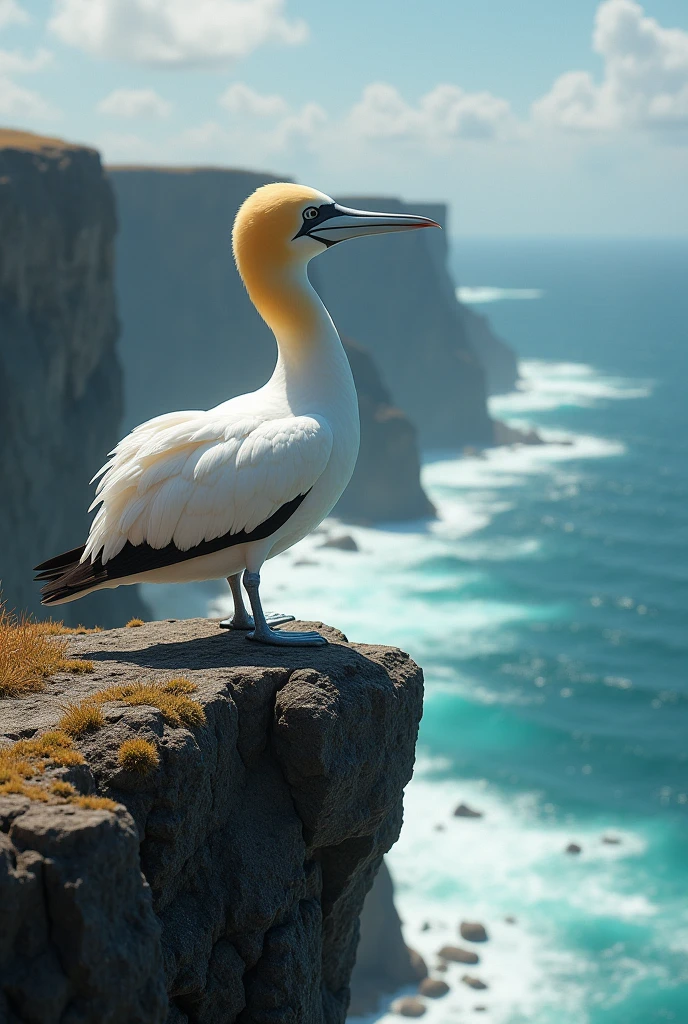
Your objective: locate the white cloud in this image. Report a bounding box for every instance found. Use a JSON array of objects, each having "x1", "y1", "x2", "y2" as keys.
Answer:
[
  {"x1": 0, "y1": 36, "x2": 57, "y2": 121},
  {"x1": 346, "y1": 82, "x2": 513, "y2": 144},
  {"x1": 178, "y1": 120, "x2": 229, "y2": 149},
  {"x1": 98, "y1": 87, "x2": 171, "y2": 118},
  {"x1": 0, "y1": 0, "x2": 28, "y2": 30},
  {"x1": 219, "y1": 82, "x2": 287, "y2": 118},
  {"x1": 0, "y1": 76, "x2": 57, "y2": 118},
  {"x1": 270, "y1": 101, "x2": 326, "y2": 150},
  {"x1": 0, "y1": 47, "x2": 52, "y2": 74},
  {"x1": 49, "y1": 0, "x2": 308, "y2": 68},
  {"x1": 533, "y1": 0, "x2": 688, "y2": 133}
]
